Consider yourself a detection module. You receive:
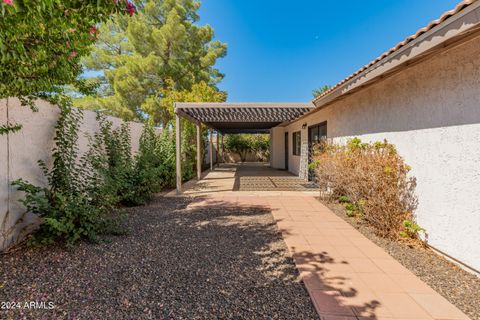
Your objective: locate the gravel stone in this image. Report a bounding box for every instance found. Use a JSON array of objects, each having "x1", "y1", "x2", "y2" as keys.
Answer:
[{"x1": 0, "y1": 196, "x2": 319, "y2": 320}]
